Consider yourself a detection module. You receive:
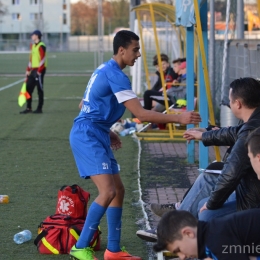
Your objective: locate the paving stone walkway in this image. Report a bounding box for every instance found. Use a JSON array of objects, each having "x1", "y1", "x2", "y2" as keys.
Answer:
[{"x1": 139, "y1": 142, "x2": 227, "y2": 259}]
